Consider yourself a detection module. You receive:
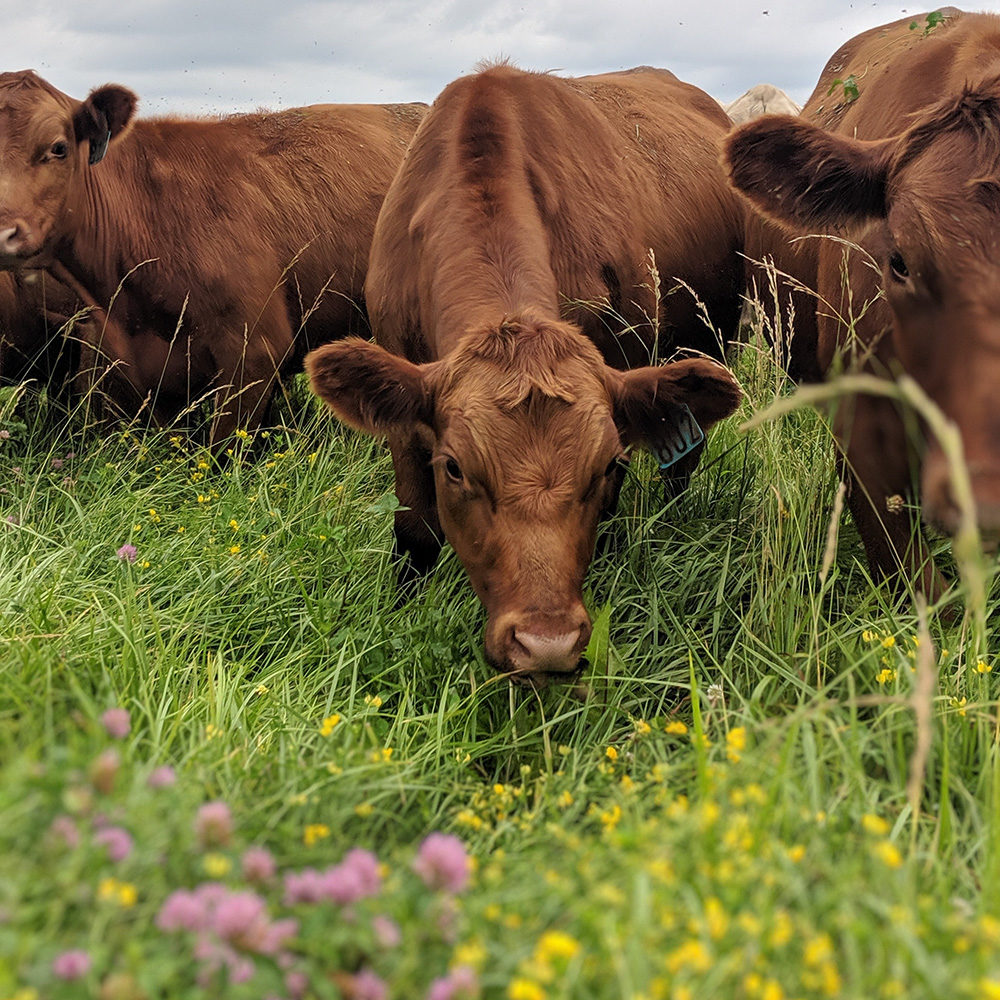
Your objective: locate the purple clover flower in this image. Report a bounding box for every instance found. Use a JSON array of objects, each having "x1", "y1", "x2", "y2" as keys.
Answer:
[
  {"x1": 95, "y1": 825, "x2": 133, "y2": 862},
  {"x1": 116, "y1": 544, "x2": 137, "y2": 563},
  {"x1": 242, "y1": 846, "x2": 276, "y2": 884},
  {"x1": 101, "y1": 707, "x2": 131, "y2": 739},
  {"x1": 427, "y1": 966, "x2": 479, "y2": 1000},
  {"x1": 148, "y1": 765, "x2": 177, "y2": 789},
  {"x1": 413, "y1": 833, "x2": 471, "y2": 894},
  {"x1": 195, "y1": 801, "x2": 233, "y2": 848},
  {"x1": 372, "y1": 914, "x2": 401, "y2": 948},
  {"x1": 52, "y1": 949, "x2": 91, "y2": 980},
  {"x1": 351, "y1": 969, "x2": 388, "y2": 1000}
]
